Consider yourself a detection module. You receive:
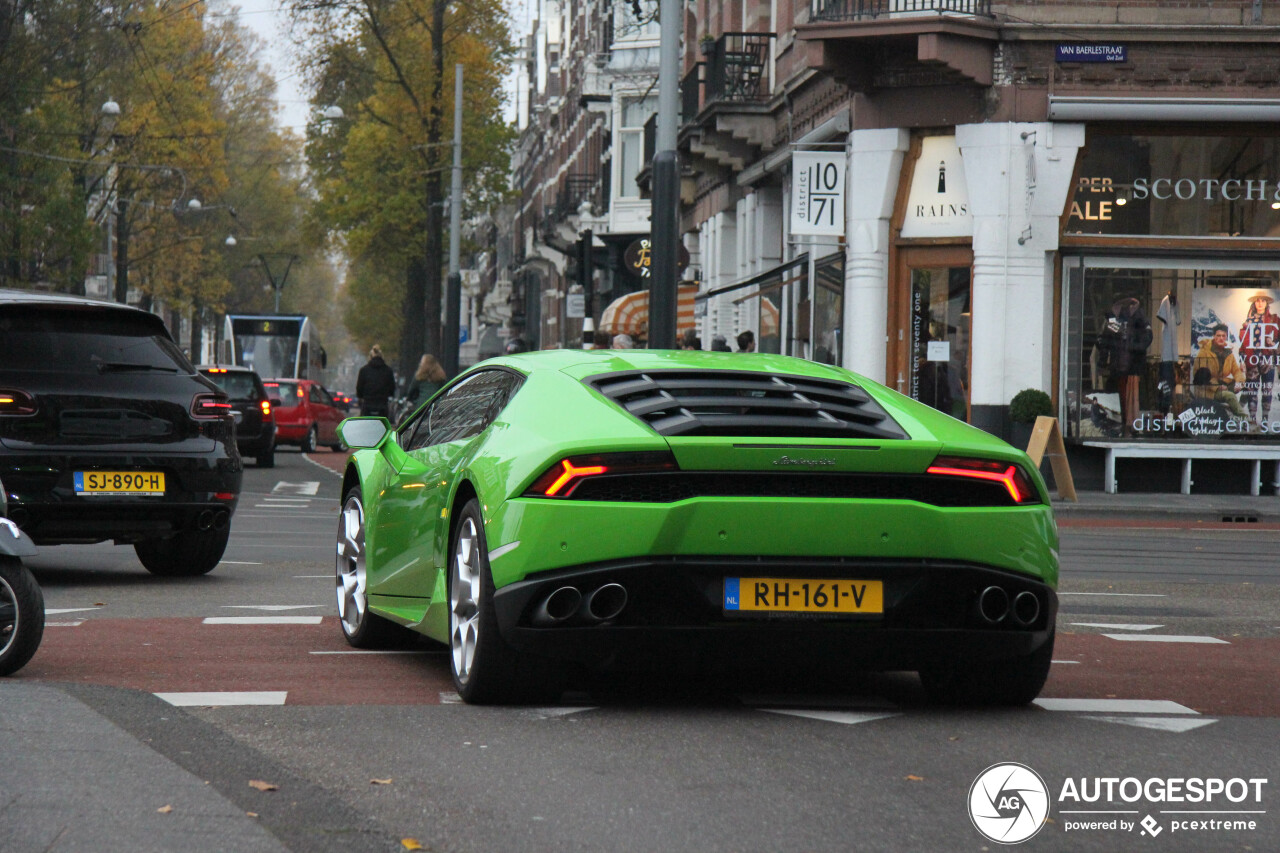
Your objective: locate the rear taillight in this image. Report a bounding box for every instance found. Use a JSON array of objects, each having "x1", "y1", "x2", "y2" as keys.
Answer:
[
  {"x1": 926, "y1": 456, "x2": 1039, "y2": 504},
  {"x1": 524, "y1": 451, "x2": 677, "y2": 498},
  {"x1": 0, "y1": 389, "x2": 37, "y2": 416},
  {"x1": 192, "y1": 393, "x2": 232, "y2": 419},
  {"x1": 260, "y1": 399, "x2": 272, "y2": 418}
]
